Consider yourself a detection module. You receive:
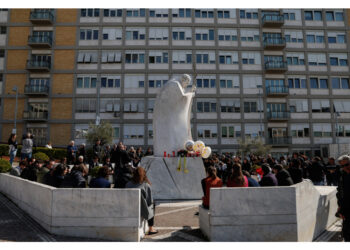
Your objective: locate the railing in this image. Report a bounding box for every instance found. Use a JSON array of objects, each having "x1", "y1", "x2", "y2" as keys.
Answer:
[
  {"x1": 28, "y1": 35, "x2": 52, "y2": 46},
  {"x1": 24, "y1": 85, "x2": 49, "y2": 95},
  {"x1": 262, "y1": 14, "x2": 284, "y2": 25},
  {"x1": 265, "y1": 61, "x2": 287, "y2": 71},
  {"x1": 263, "y1": 37, "x2": 286, "y2": 47},
  {"x1": 266, "y1": 86, "x2": 289, "y2": 95},
  {"x1": 30, "y1": 10, "x2": 54, "y2": 23},
  {"x1": 23, "y1": 111, "x2": 48, "y2": 121},
  {"x1": 267, "y1": 111, "x2": 290, "y2": 120},
  {"x1": 33, "y1": 137, "x2": 48, "y2": 146},
  {"x1": 26, "y1": 60, "x2": 51, "y2": 70},
  {"x1": 267, "y1": 137, "x2": 292, "y2": 145}
]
